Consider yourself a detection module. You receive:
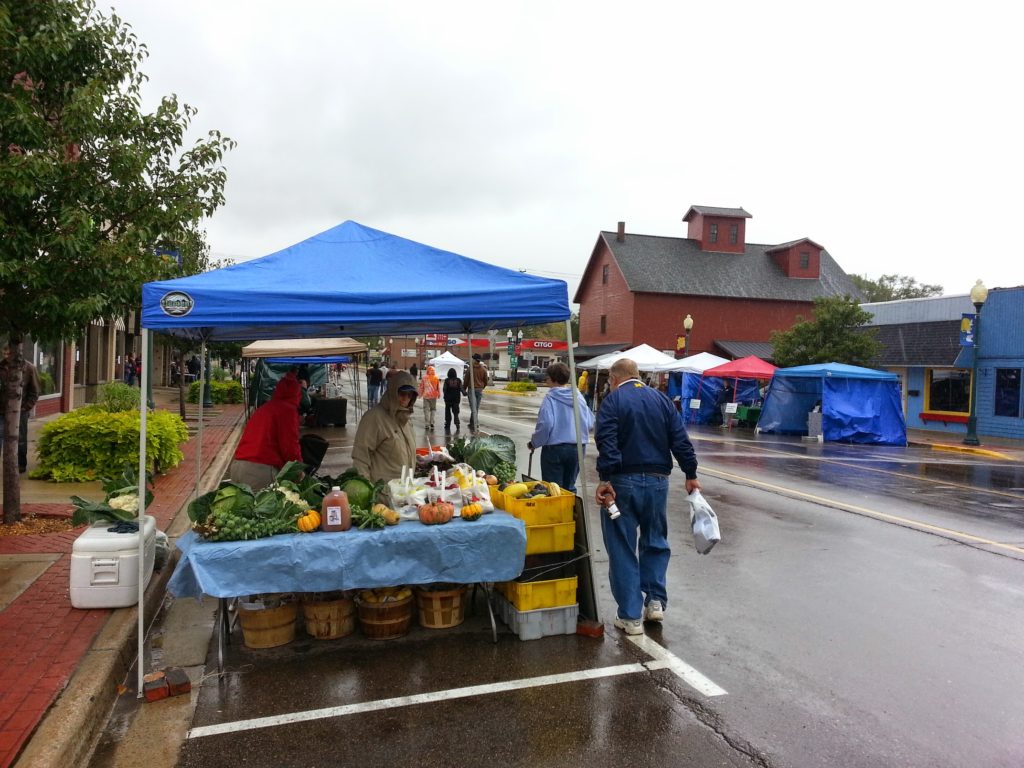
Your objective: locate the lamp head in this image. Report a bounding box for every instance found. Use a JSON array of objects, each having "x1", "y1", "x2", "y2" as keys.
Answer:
[
  {"x1": 683, "y1": 314, "x2": 694, "y2": 332},
  {"x1": 970, "y1": 279, "x2": 989, "y2": 307}
]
